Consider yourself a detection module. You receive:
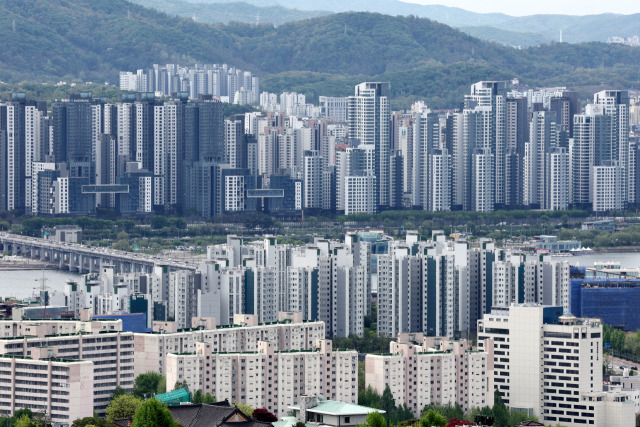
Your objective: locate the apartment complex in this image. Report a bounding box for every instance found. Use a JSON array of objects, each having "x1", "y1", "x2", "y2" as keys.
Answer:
[
  {"x1": 365, "y1": 334, "x2": 493, "y2": 416},
  {"x1": 477, "y1": 304, "x2": 635, "y2": 427},
  {"x1": 133, "y1": 313, "x2": 325, "y2": 376},
  {"x1": 165, "y1": 339, "x2": 357, "y2": 417},
  {"x1": 0, "y1": 352, "x2": 94, "y2": 425},
  {"x1": 0, "y1": 320, "x2": 134, "y2": 415}
]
